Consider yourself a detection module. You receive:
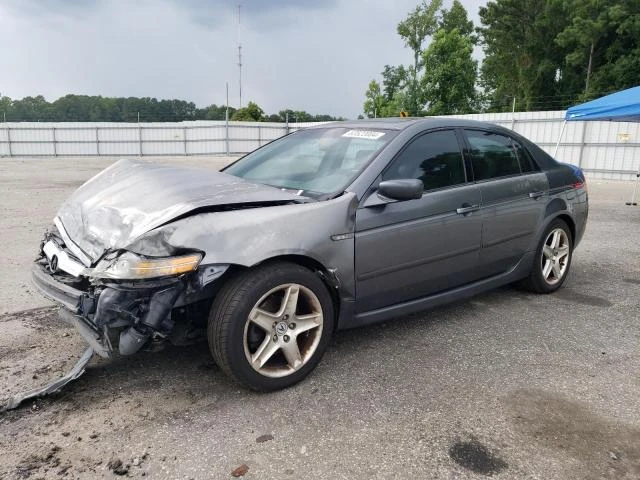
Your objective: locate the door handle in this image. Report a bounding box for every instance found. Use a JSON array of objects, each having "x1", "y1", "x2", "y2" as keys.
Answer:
[
  {"x1": 456, "y1": 204, "x2": 480, "y2": 215},
  {"x1": 529, "y1": 191, "x2": 545, "y2": 199}
]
